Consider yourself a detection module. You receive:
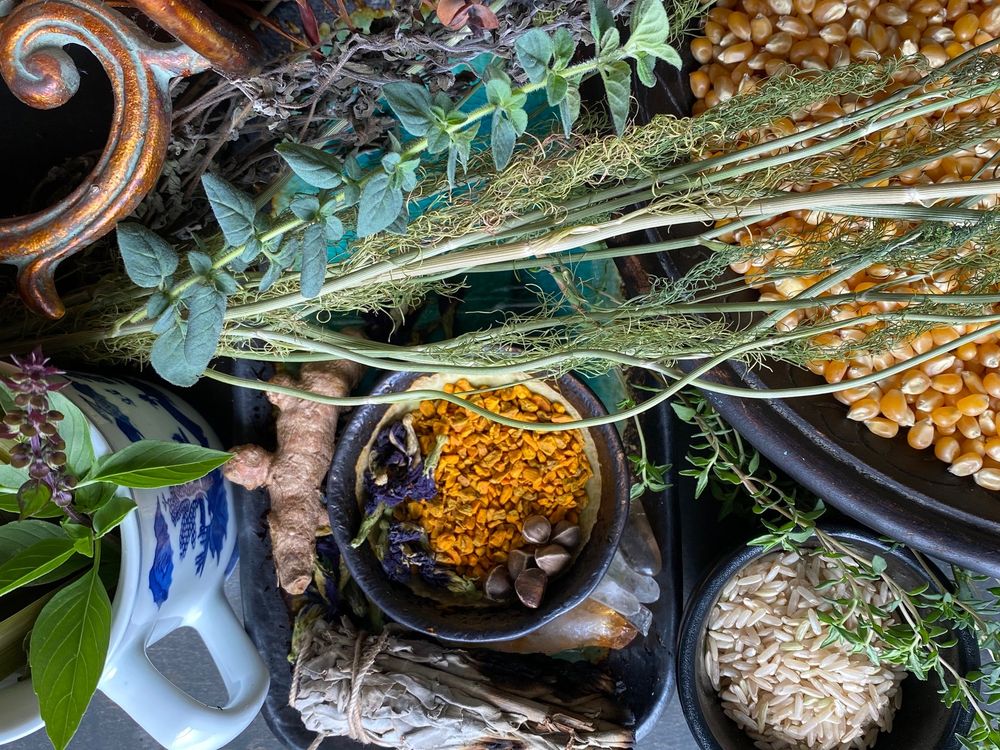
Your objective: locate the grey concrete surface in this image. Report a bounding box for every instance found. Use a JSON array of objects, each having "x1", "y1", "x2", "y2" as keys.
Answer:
[{"x1": 7, "y1": 569, "x2": 694, "y2": 750}]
